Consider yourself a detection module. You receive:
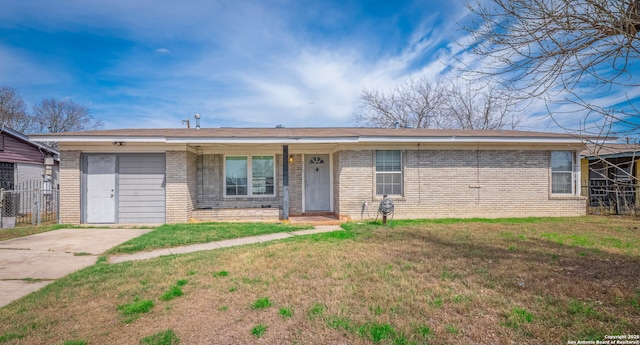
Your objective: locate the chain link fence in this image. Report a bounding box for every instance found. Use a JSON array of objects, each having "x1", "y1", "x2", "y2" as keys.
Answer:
[{"x1": 1, "y1": 180, "x2": 59, "y2": 228}]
